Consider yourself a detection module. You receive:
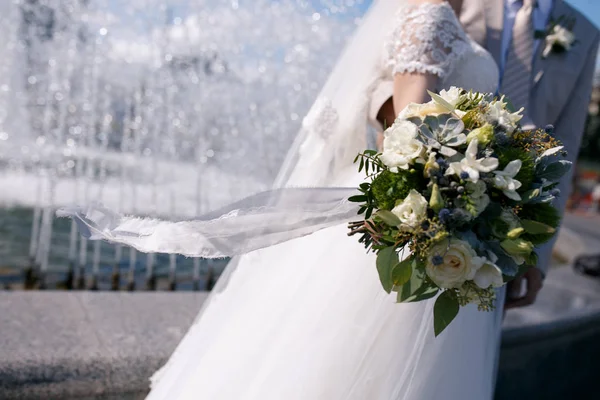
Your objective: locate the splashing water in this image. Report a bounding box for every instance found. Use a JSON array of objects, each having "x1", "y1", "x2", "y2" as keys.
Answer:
[{"x1": 0, "y1": 0, "x2": 367, "y2": 286}]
